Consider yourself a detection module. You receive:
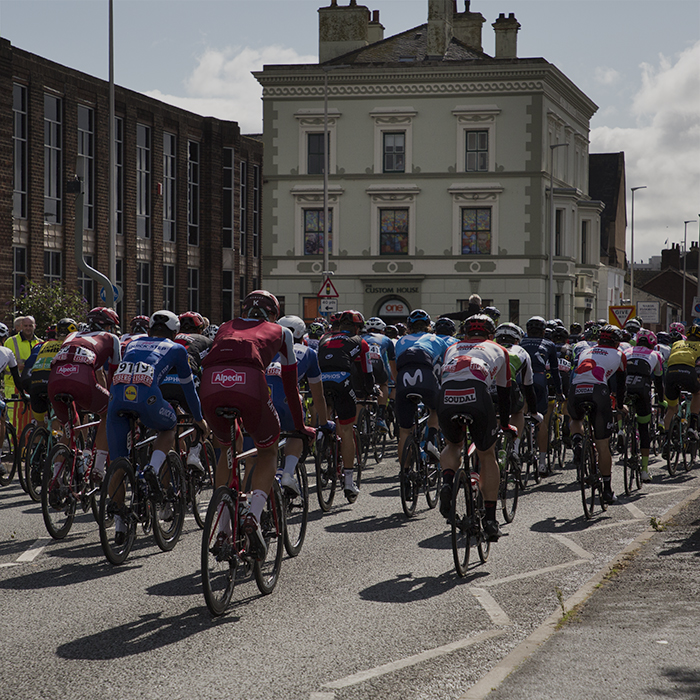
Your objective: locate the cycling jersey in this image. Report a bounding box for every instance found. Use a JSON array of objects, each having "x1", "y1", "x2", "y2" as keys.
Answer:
[
  {"x1": 161, "y1": 333, "x2": 213, "y2": 406},
  {"x1": 667, "y1": 339, "x2": 700, "y2": 369},
  {"x1": 441, "y1": 339, "x2": 511, "y2": 389},
  {"x1": 521, "y1": 335, "x2": 561, "y2": 412},
  {"x1": 0, "y1": 347, "x2": 18, "y2": 413},
  {"x1": 361, "y1": 331, "x2": 395, "y2": 384},
  {"x1": 26, "y1": 340, "x2": 61, "y2": 418}
]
